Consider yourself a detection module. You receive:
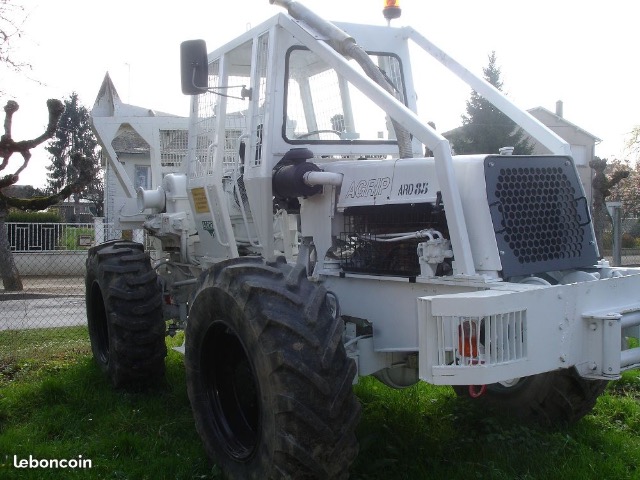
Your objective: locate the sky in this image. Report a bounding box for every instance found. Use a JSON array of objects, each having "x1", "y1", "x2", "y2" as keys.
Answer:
[{"x1": 2, "y1": 0, "x2": 638, "y2": 188}]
